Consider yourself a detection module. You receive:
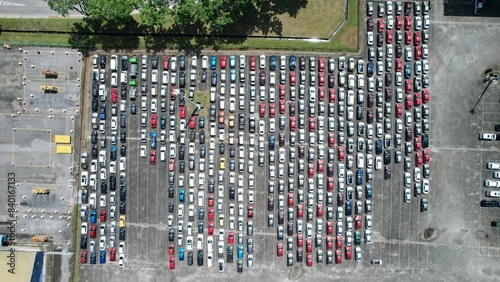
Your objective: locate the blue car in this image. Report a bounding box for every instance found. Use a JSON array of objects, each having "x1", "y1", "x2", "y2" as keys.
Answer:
[
  {"x1": 90, "y1": 252, "x2": 96, "y2": 264},
  {"x1": 210, "y1": 55, "x2": 216, "y2": 70},
  {"x1": 90, "y1": 211, "x2": 97, "y2": 224},
  {"x1": 229, "y1": 55, "x2": 236, "y2": 69},
  {"x1": 150, "y1": 132, "x2": 157, "y2": 149},
  {"x1": 100, "y1": 251, "x2": 106, "y2": 264},
  {"x1": 110, "y1": 146, "x2": 117, "y2": 161},
  {"x1": 289, "y1": 55, "x2": 296, "y2": 71},
  {"x1": 269, "y1": 135, "x2": 275, "y2": 150},
  {"x1": 356, "y1": 170, "x2": 363, "y2": 185},
  {"x1": 179, "y1": 189, "x2": 185, "y2": 203},
  {"x1": 404, "y1": 64, "x2": 412, "y2": 79},
  {"x1": 345, "y1": 201, "x2": 352, "y2": 216},
  {"x1": 179, "y1": 247, "x2": 185, "y2": 261},
  {"x1": 367, "y1": 61, "x2": 374, "y2": 77},
  {"x1": 269, "y1": 55, "x2": 276, "y2": 71},
  {"x1": 375, "y1": 140, "x2": 382, "y2": 155},
  {"x1": 237, "y1": 244, "x2": 243, "y2": 259}
]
